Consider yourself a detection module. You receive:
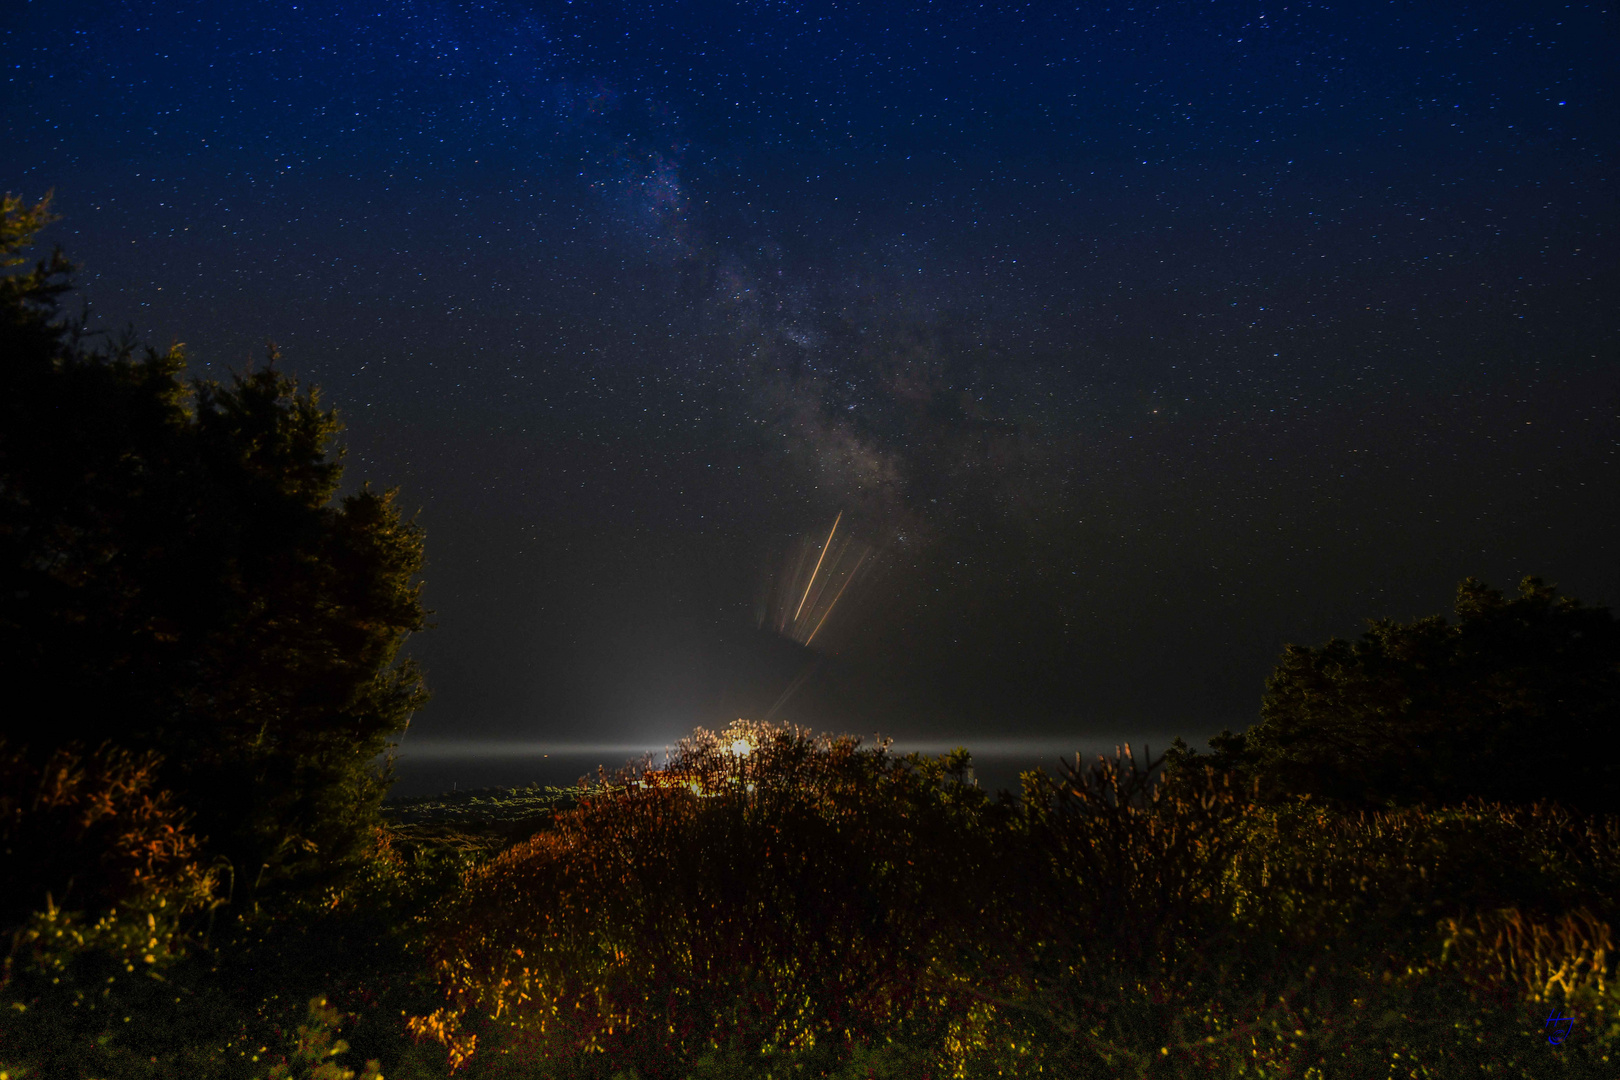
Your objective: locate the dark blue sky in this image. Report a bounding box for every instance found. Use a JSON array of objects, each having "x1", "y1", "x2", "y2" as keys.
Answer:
[{"x1": 5, "y1": 0, "x2": 1617, "y2": 748}]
